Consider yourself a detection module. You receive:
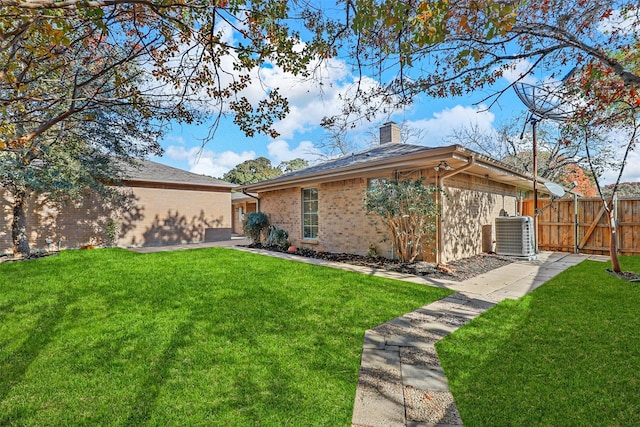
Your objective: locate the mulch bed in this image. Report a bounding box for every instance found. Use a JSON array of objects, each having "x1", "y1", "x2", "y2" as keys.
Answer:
[
  {"x1": 246, "y1": 244, "x2": 515, "y2": 282},
  {"x1": 0, "y1": 251, "x2": 58, "y2": 263},
  {"x1": 606, "y1": 269, "x2": 640, "y2": 282}
]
